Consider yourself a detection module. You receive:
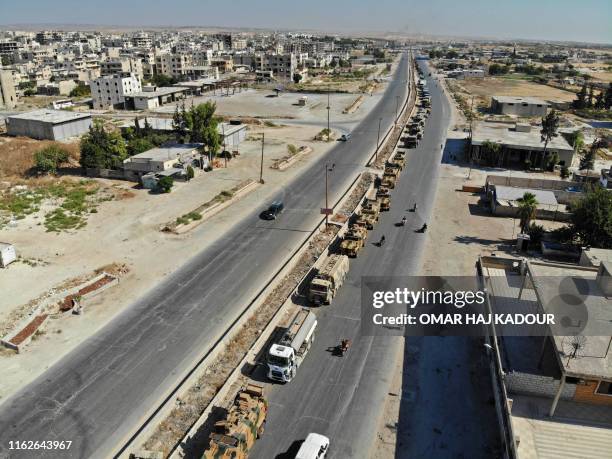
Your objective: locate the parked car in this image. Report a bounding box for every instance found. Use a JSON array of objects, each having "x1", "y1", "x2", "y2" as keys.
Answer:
[
  {"x1": 339, "y1": 133, "x2": 352, "y2": 141},
  {"x1": 296, "y1": 433, "x2": 330, "y2": 459},
  {"x1": 260, "y1": 201, "x2": 284, "y2": 220}
]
